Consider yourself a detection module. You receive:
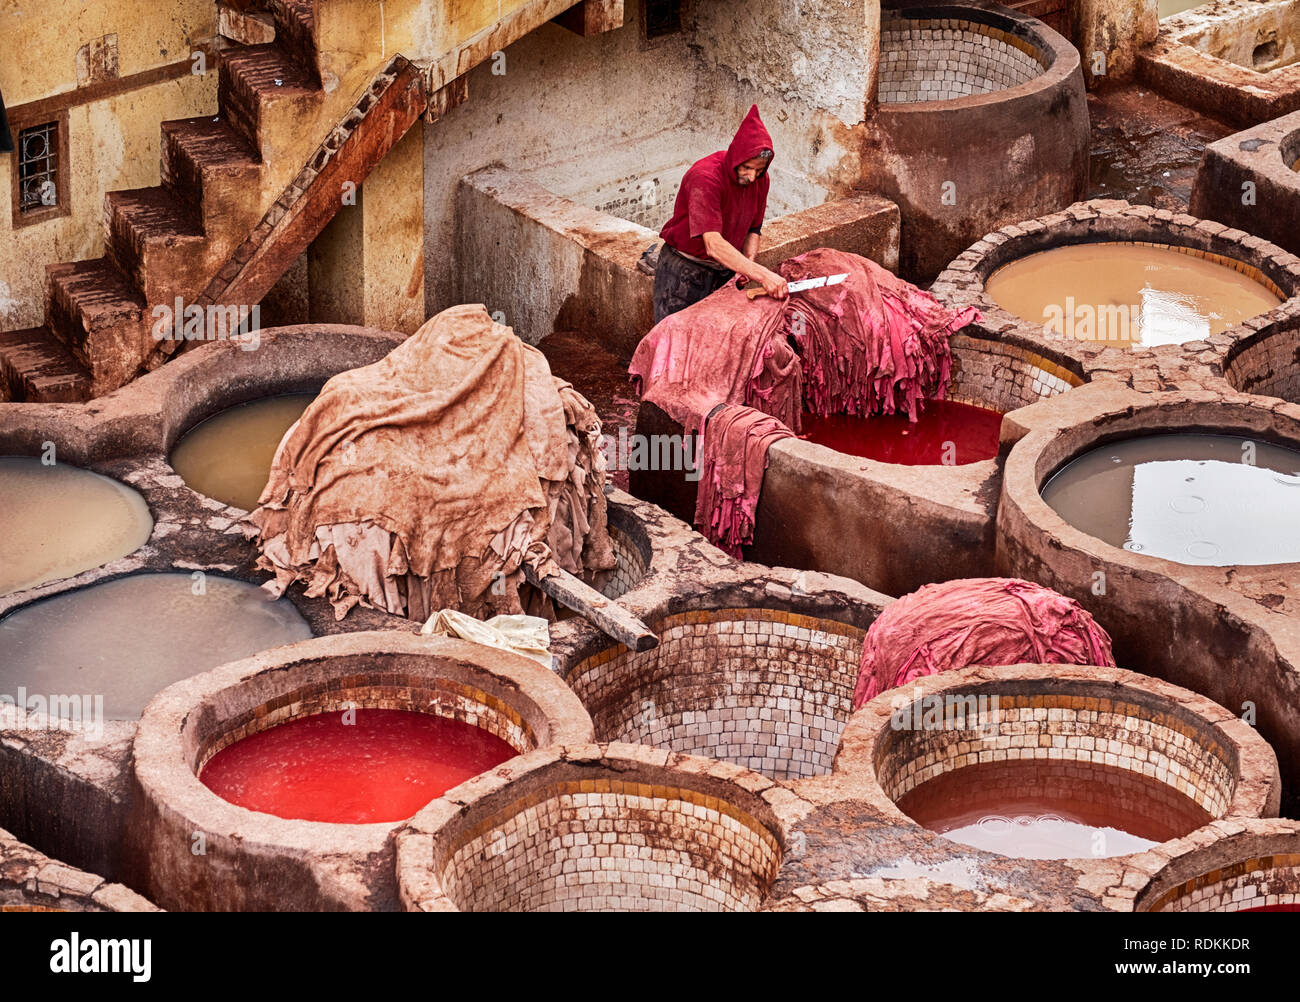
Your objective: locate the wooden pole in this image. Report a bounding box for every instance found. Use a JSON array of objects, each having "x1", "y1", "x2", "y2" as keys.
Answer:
[{"x1": 523, "y1": 565, "x2": 658, "y2": 652}]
